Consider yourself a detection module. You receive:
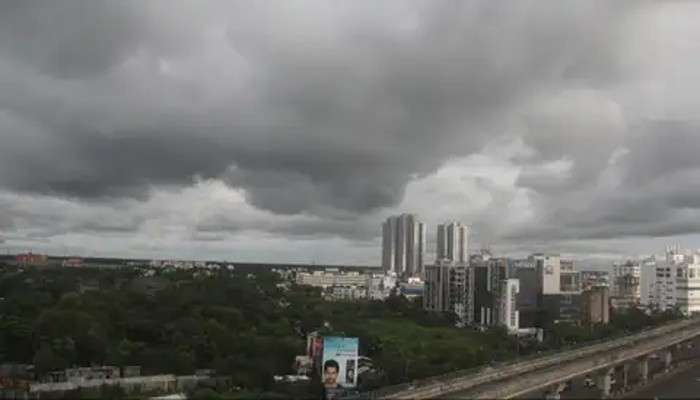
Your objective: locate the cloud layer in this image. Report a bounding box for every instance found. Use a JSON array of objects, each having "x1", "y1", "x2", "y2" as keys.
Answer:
[{"x1": 1, "y1": 1, "x2": 700, "y2": 263}]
